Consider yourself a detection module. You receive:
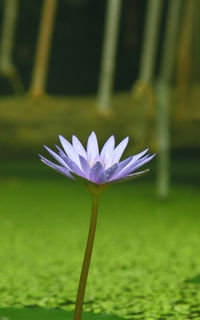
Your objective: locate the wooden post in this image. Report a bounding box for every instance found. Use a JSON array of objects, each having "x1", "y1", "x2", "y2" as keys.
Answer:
[
  {"x1": 139, "y1": 0, "x2": 163, "y2": 84},
  {"x1": 132, "y1": 0, "x2": 164, "y2": 99},
  {"x1": 176, "y1": 0, "x2": 195, "y2": 118},
  {"x1": 0, "y1": 0, "x2": 24, "y2": 93},
  {"x1": 156, "y1": 0, "x2": 182, "y2": 199},
  {"x1": 131, "y1": 0, "x2": 163, "y2": 148},
  {"x1": 97, "y1": 0, "x2": 122, "y2": 114},
  {"x1": 29, "y1": 0, "x2": 58, "y2": 97},
  {"x1": 194, "y1": 1, "x2": 200, "y2": 79}
]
